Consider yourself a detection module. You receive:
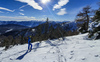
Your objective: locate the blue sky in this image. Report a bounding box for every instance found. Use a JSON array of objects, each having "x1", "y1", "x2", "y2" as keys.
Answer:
[{"x1": 0, "y1": 0, "x2": 99, "y2": 21}]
